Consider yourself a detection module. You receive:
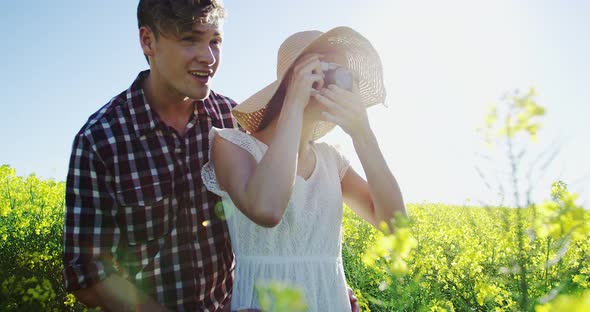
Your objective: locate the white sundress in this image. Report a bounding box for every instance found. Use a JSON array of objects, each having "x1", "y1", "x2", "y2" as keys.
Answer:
[{"x1": 201, "y1": 127, "x2": 352, "y2": 312}]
